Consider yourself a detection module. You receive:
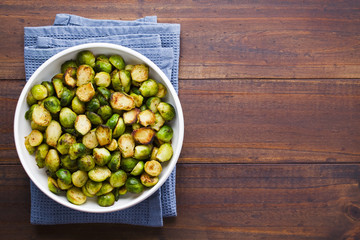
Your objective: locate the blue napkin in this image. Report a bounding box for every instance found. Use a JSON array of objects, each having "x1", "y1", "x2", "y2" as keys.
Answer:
[{"x1": 24, "y1": 14, "x2": 180, "y2": 227}]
